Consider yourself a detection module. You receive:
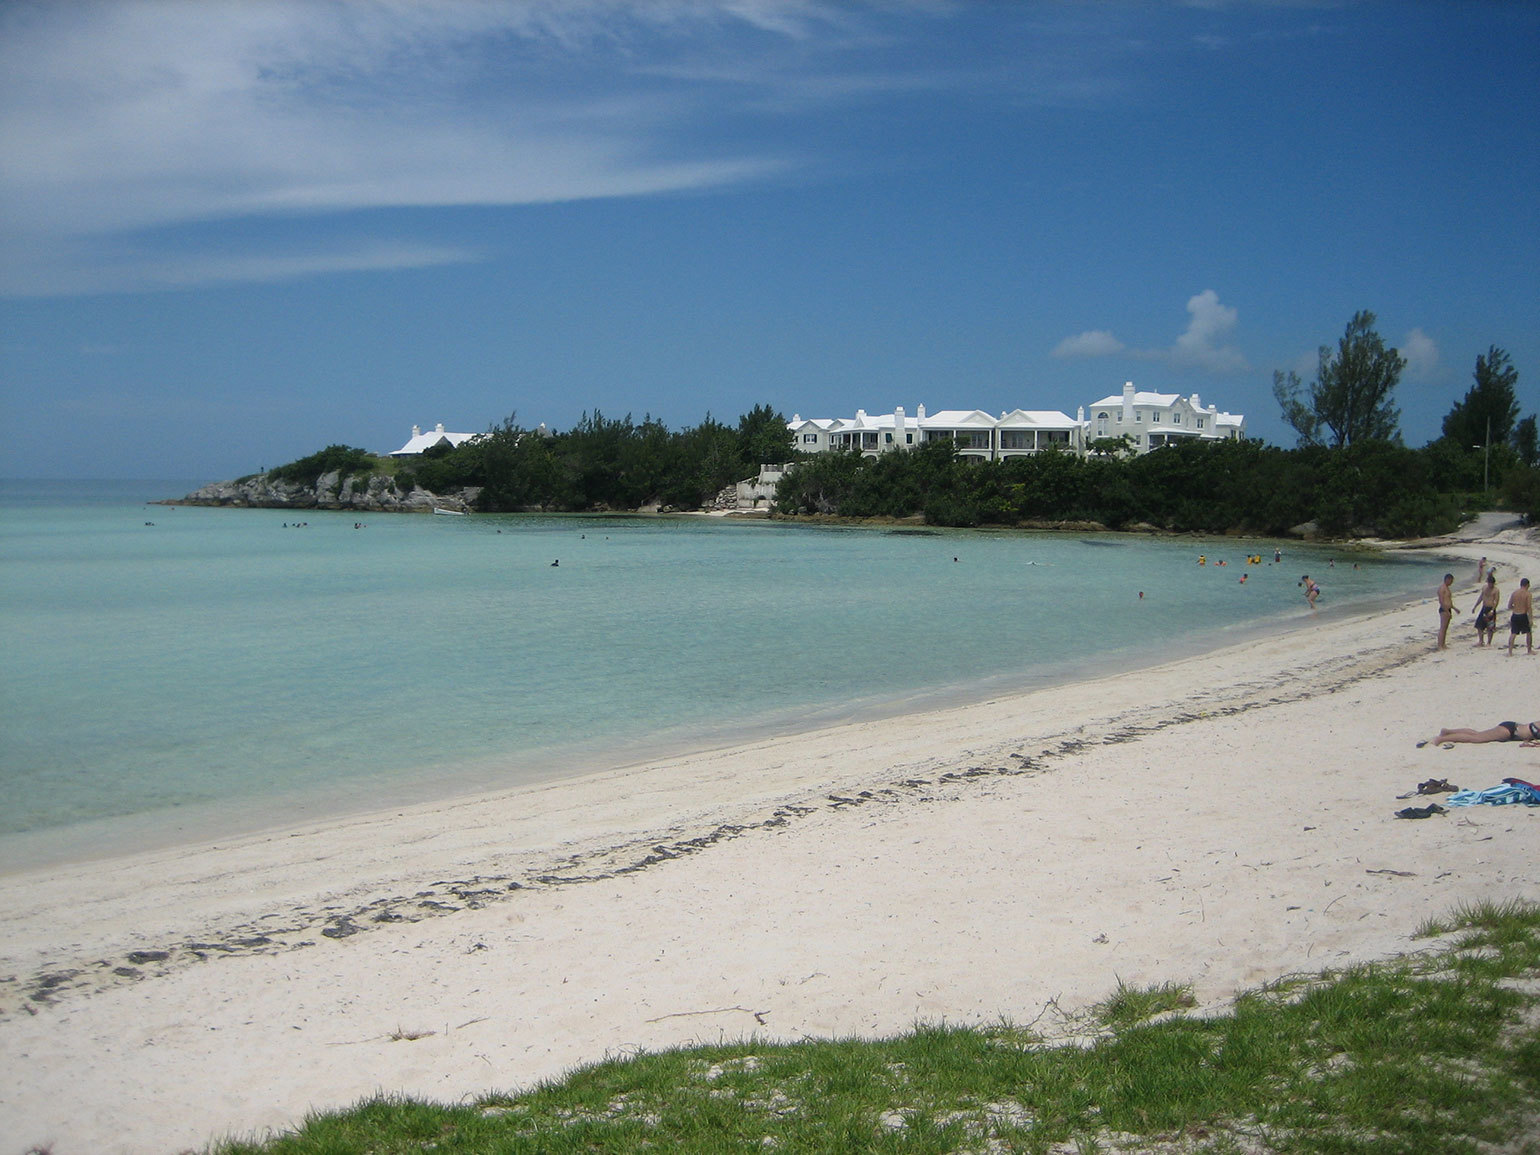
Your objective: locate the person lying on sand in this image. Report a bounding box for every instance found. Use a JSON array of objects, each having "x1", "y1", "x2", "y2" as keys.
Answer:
[{"x1": 1418, "y1": 721, "x2": 1540, "y2": 747}]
